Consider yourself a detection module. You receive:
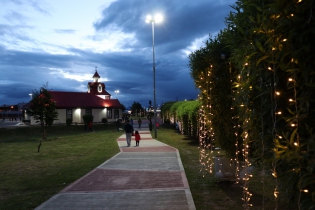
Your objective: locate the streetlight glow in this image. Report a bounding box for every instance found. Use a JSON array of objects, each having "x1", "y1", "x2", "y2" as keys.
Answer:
[
  {"x1": 114, "y1": 90, "x2": 119, "y2": 99},
  {"x1": 146, "y1": 13, "x2": 163, "y2": 138},
  {"x1": 146, "y1": 14, "x2": 163, "y2": 23}
]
